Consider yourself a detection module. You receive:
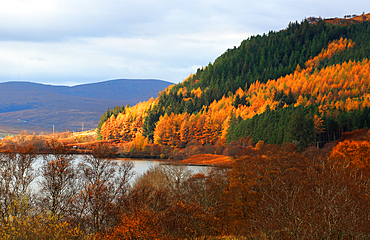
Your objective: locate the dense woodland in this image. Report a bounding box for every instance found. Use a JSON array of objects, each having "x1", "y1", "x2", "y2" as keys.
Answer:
[
  {"x1": 98, "y1": 27, "x2": 370, "y2": 156},
  {"x1": 2, "y1": 14, "x2": 370, "y2": 239},
  {"x1": 140, "y1": 18, "x2": 370, "y2": 143}
]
